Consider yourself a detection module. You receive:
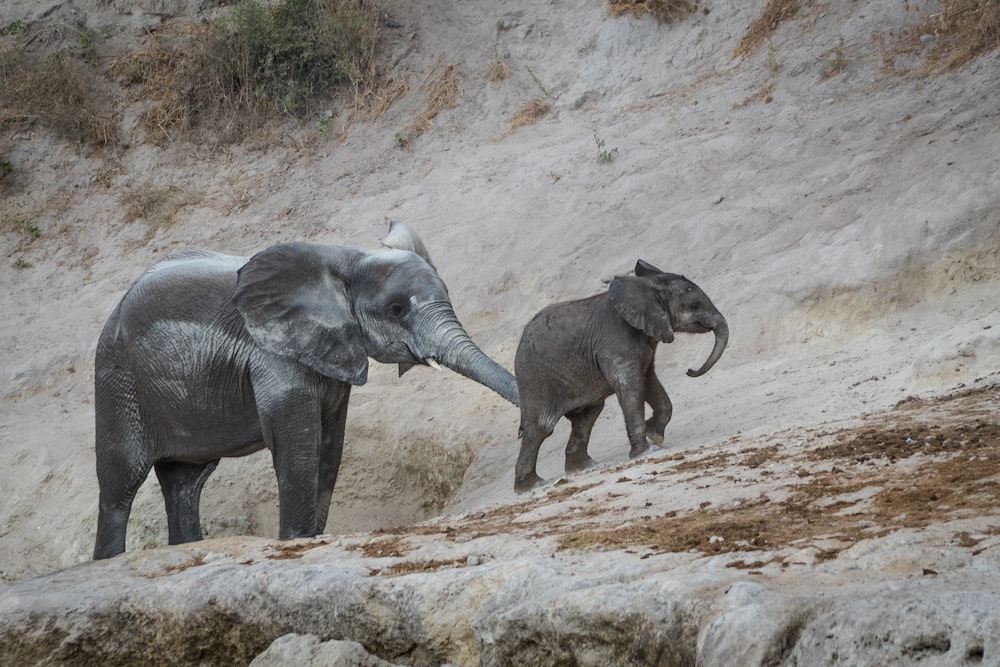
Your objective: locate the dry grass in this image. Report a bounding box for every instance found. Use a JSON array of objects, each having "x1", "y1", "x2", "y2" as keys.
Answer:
[
  {"x1": 116, "y1": 0, "x2": 383, "y2": 146},
  {"x1": 608, "y1": 0, "x2": 699, "y2": 23},
  {"x1": 919, "y1": 0, "x2": 1000, "y2": 71},
  {"x1": 498, "y1": 98, "x2": 551, "y2": 140},
  {"x1": 413, "y1": 64, "x2": 462, "y2": 137},
  {"x1": 733, "y1": 0, "x2": 800, "y2": 59},
  {"x1": 0, "y1": 43, "x2": 119, "y2": 146},
  {"x1": 118, "y1": 184, "x2": 197, "y2": 235},
  {"x1": 487, "y1": 58, "x2": 512, "y2": 83},
  {"x1": 356, "y1": 74, "x2": 410, "y2": 123}
]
